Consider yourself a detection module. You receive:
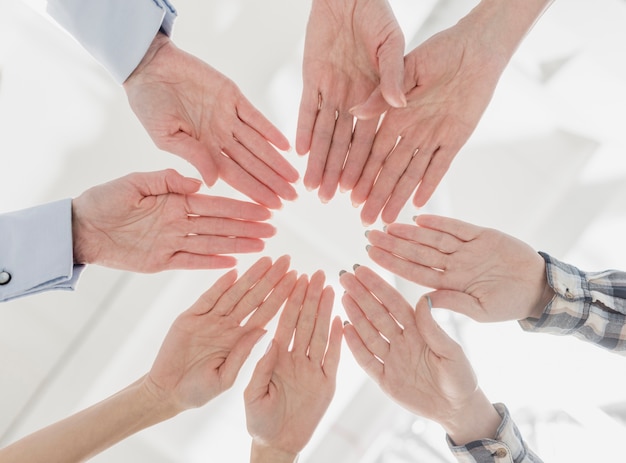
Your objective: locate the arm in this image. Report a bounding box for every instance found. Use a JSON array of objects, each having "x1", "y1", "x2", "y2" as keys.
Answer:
[
  {"x1": 0, "y1": 255, "x2": 296, "y2": 462},
  {"x1": 244, "y1": 271, "x2": 343, "y2": 463},
  {"x1": 0, "y1": 199, "x2": 84, "y2": 302},
  {"x1": 339, "y1": 266, "x2": 541, "y2": 462},
  {"x1": 367, "y1": 214, "x2": 626, "y2": 353},
  {"x1": 351, "y1": 0, "x2": 554, "y2": 224},
  {"x1": 47, "y1": 1, "x2": 298, "y2": 208},
  {"x1": 72, "y1": 169, "x2": 276, "y2": 271},
  {"x1": 297, "y1": 0, "x2": 406, "y2": 202}
]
